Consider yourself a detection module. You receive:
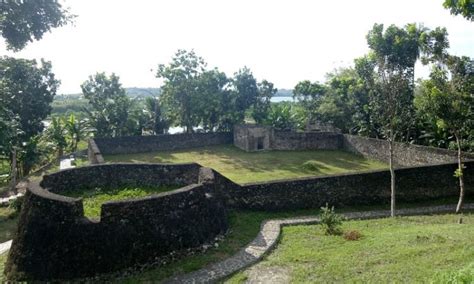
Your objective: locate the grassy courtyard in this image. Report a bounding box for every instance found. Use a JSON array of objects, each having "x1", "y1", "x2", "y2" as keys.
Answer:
[
  {"x1": 105, "y1": 145, "x2": 387, "y2": 184},
  {"x1": 228, "y1": 214, "x2": 474, "y2": 283},
  {"x1": 61, "y1": 185, "x2": 181, "y2": 218}
]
